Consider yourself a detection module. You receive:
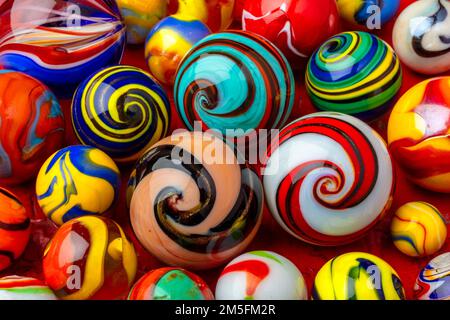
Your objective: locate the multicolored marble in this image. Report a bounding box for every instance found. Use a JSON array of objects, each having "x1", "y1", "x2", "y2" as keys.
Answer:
[
  {"x1": 393, "y1": 0, "x2": 450, "y2": 75},
  {"x1": 43, "y1": 216, "x2": 137, "y2": 300},
  {"x1": 128, "y1": 268, "x2": 214, "y2": 300},
  {"x1": 388, "y1": 77, "x2": 450, "y2": 192},
  {"x1": 36, "y1": 145, "x2": 121, "y2": 225},
  {"x1": 415, "y1": 252, "x2": 450, "y2": 300},
  {"x1": 129, "y1": 131, "x2": 264, "y2": 269},
  {"x1": 391, "y1": 202, "x2": 447, "y2": 257},
  {"x1": 0, "y1": 276, "x2": 57, "y2": 300},
  {"x1": 0, "y1": 0, "x2": 126, "y2": 96},
  {"x1": 263, "y1": 112, "x2": 394, "y2": 246},
  {"x1": 0, "y1": 70, "x2": 64, "y2": 185},
  {"x1": 145, "y1": 15, "x2": 210, "y2": 85},
  {"x1": 174, "y1": 30, "x2": 295, "y2": 142},
  {"x1": 306, "y1": 31, "x2": 402, "y2": 120},
  {"x1": 215, "y1": 251, "x2": 308, "y2": 300},
  {"x1": 313, "y1": 252, "x2": 406, "y2": 300},
  {"x1": 0, "y1": 188, "x2": 30, "y2": 272},
  {"x1": 72, "y1": 65, "x2": 170, "y2": 163}
]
